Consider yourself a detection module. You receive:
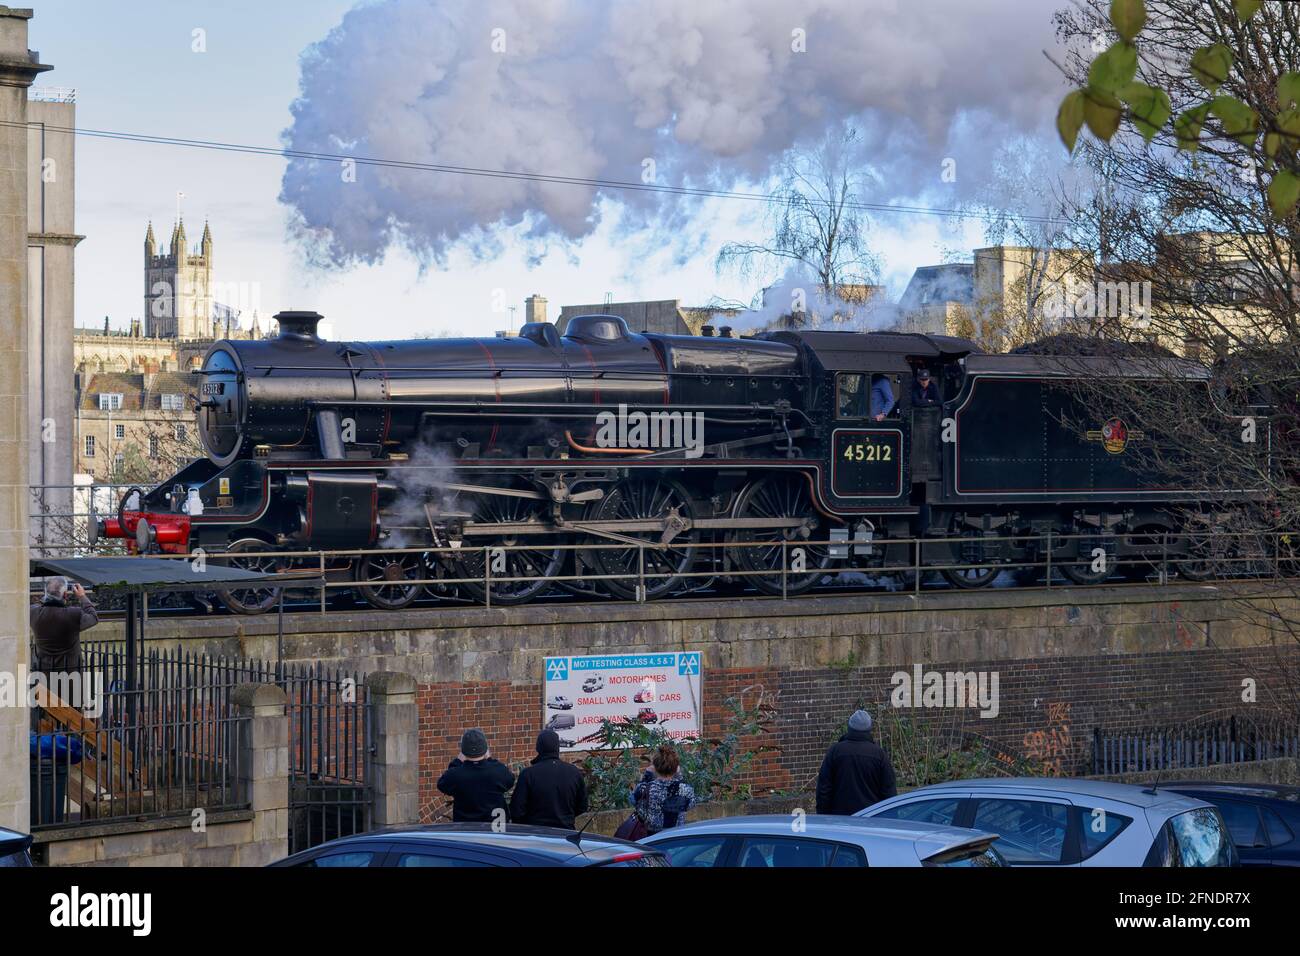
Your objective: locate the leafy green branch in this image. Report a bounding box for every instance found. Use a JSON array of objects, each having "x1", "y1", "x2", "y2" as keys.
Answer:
[{"x1": 1057, "y1": 0, "x2": 1300, "y2": 217}]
